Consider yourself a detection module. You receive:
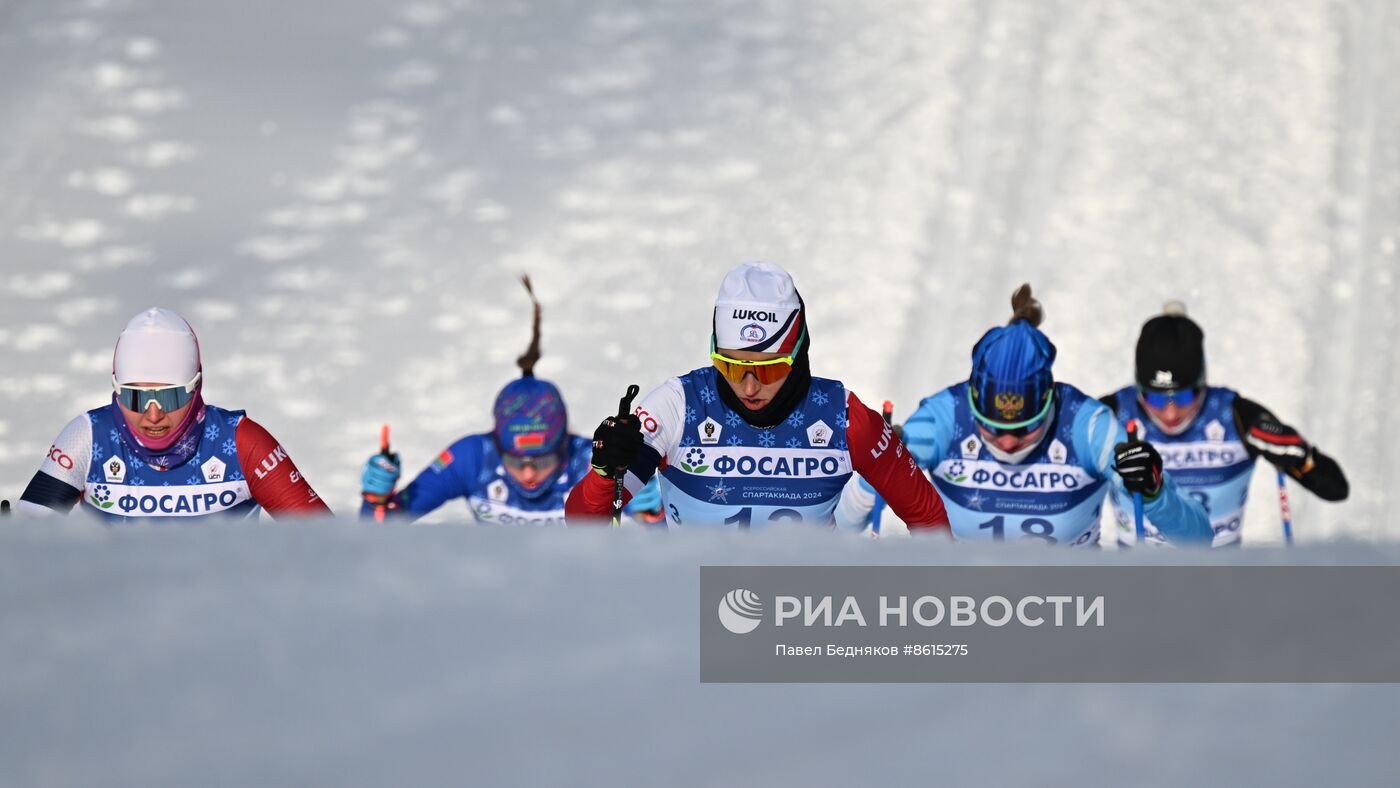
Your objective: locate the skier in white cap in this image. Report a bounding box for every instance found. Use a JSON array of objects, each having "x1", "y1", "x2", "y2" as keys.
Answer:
[
  {"x1": 17, "y1": 307, "x2": 331, "y2": 521},
  {"x1": 565, "y1": 261, "x2": 949, "y2": 529}
]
